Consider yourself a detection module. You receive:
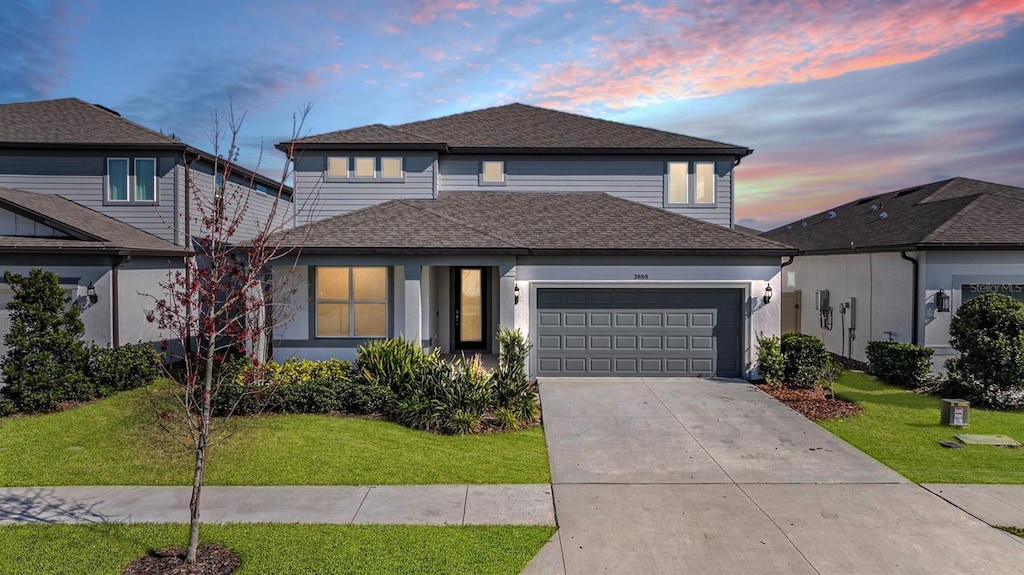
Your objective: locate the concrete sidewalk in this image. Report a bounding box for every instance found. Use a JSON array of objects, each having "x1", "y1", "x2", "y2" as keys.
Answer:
[
  {"x1": 0, "y1": 485, "x2": 555, "y2": 526},
  {"x1": 924, "y1": 484, "x2": 1024, "y2": 532}
]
